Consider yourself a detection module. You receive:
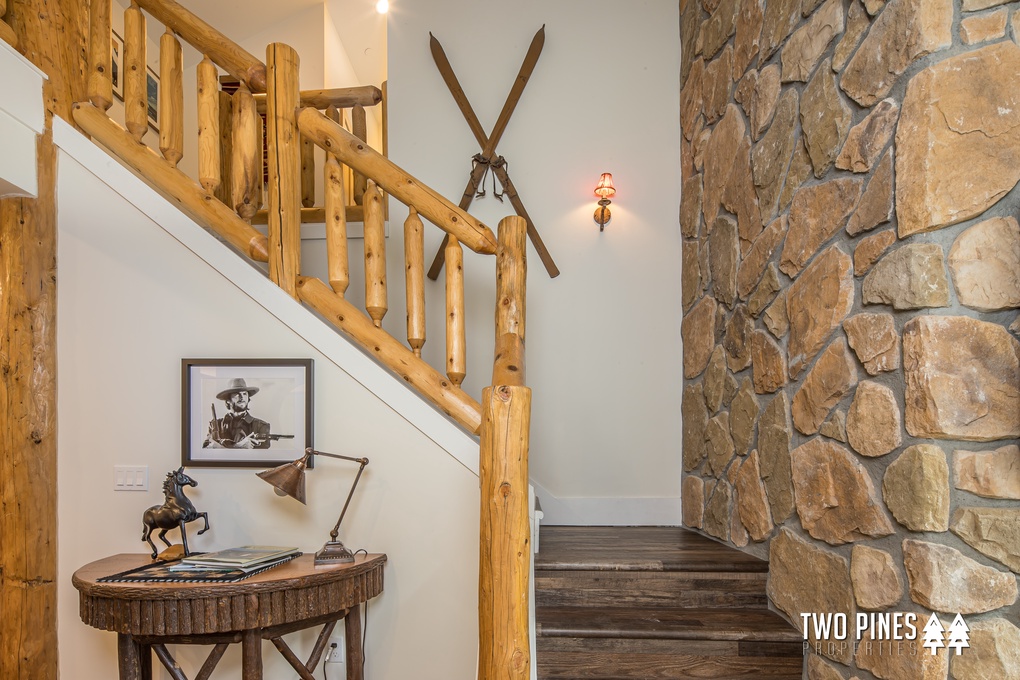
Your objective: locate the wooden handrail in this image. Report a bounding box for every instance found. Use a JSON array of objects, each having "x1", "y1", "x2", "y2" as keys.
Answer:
[
  {"x1": 135, "y1": 0, "x2": 267, "y2": 92},
  {"x1": 72, "y1": 103, "x2": 269, "y2": 262},
  {"x1": 296, "y1": 107, "x2": 499, "y2": 255},
  {"x1": 296, "y1": 276, "x2": 483, "y2": 434},
  {"x1": 254, "y1": 86, "x2": 383, "y2": 113}
]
